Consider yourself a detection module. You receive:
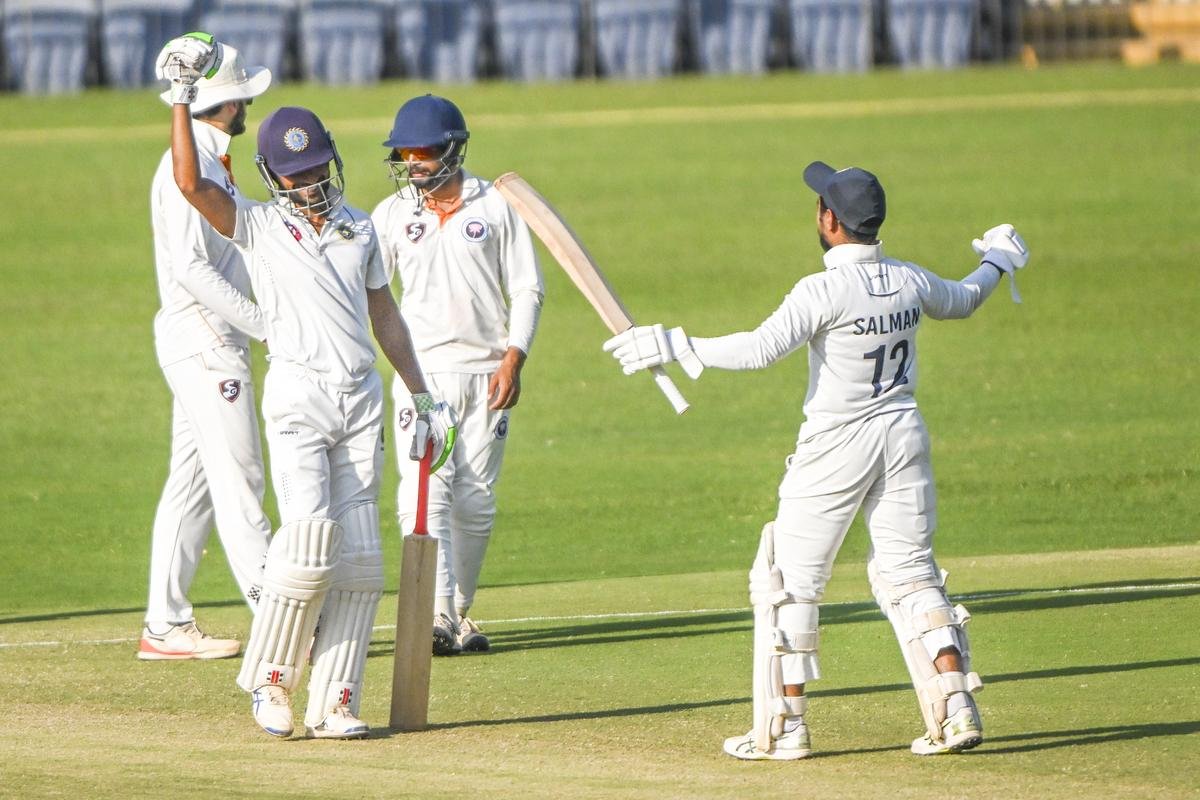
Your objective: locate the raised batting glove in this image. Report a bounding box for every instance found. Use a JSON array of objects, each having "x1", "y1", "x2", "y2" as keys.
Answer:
[
  {"x1": 602, "y1": 324, "x2": 704, "y2": 379},
  {"x1": 409, "y1": 392, "x2": 457, "y2": 473},
  {"x1": 155, "y1": 32, "x2": 221, "y2": 105},
  {"x1": 972, "y1": 223, "x2": 1028, "y2": 303}
]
